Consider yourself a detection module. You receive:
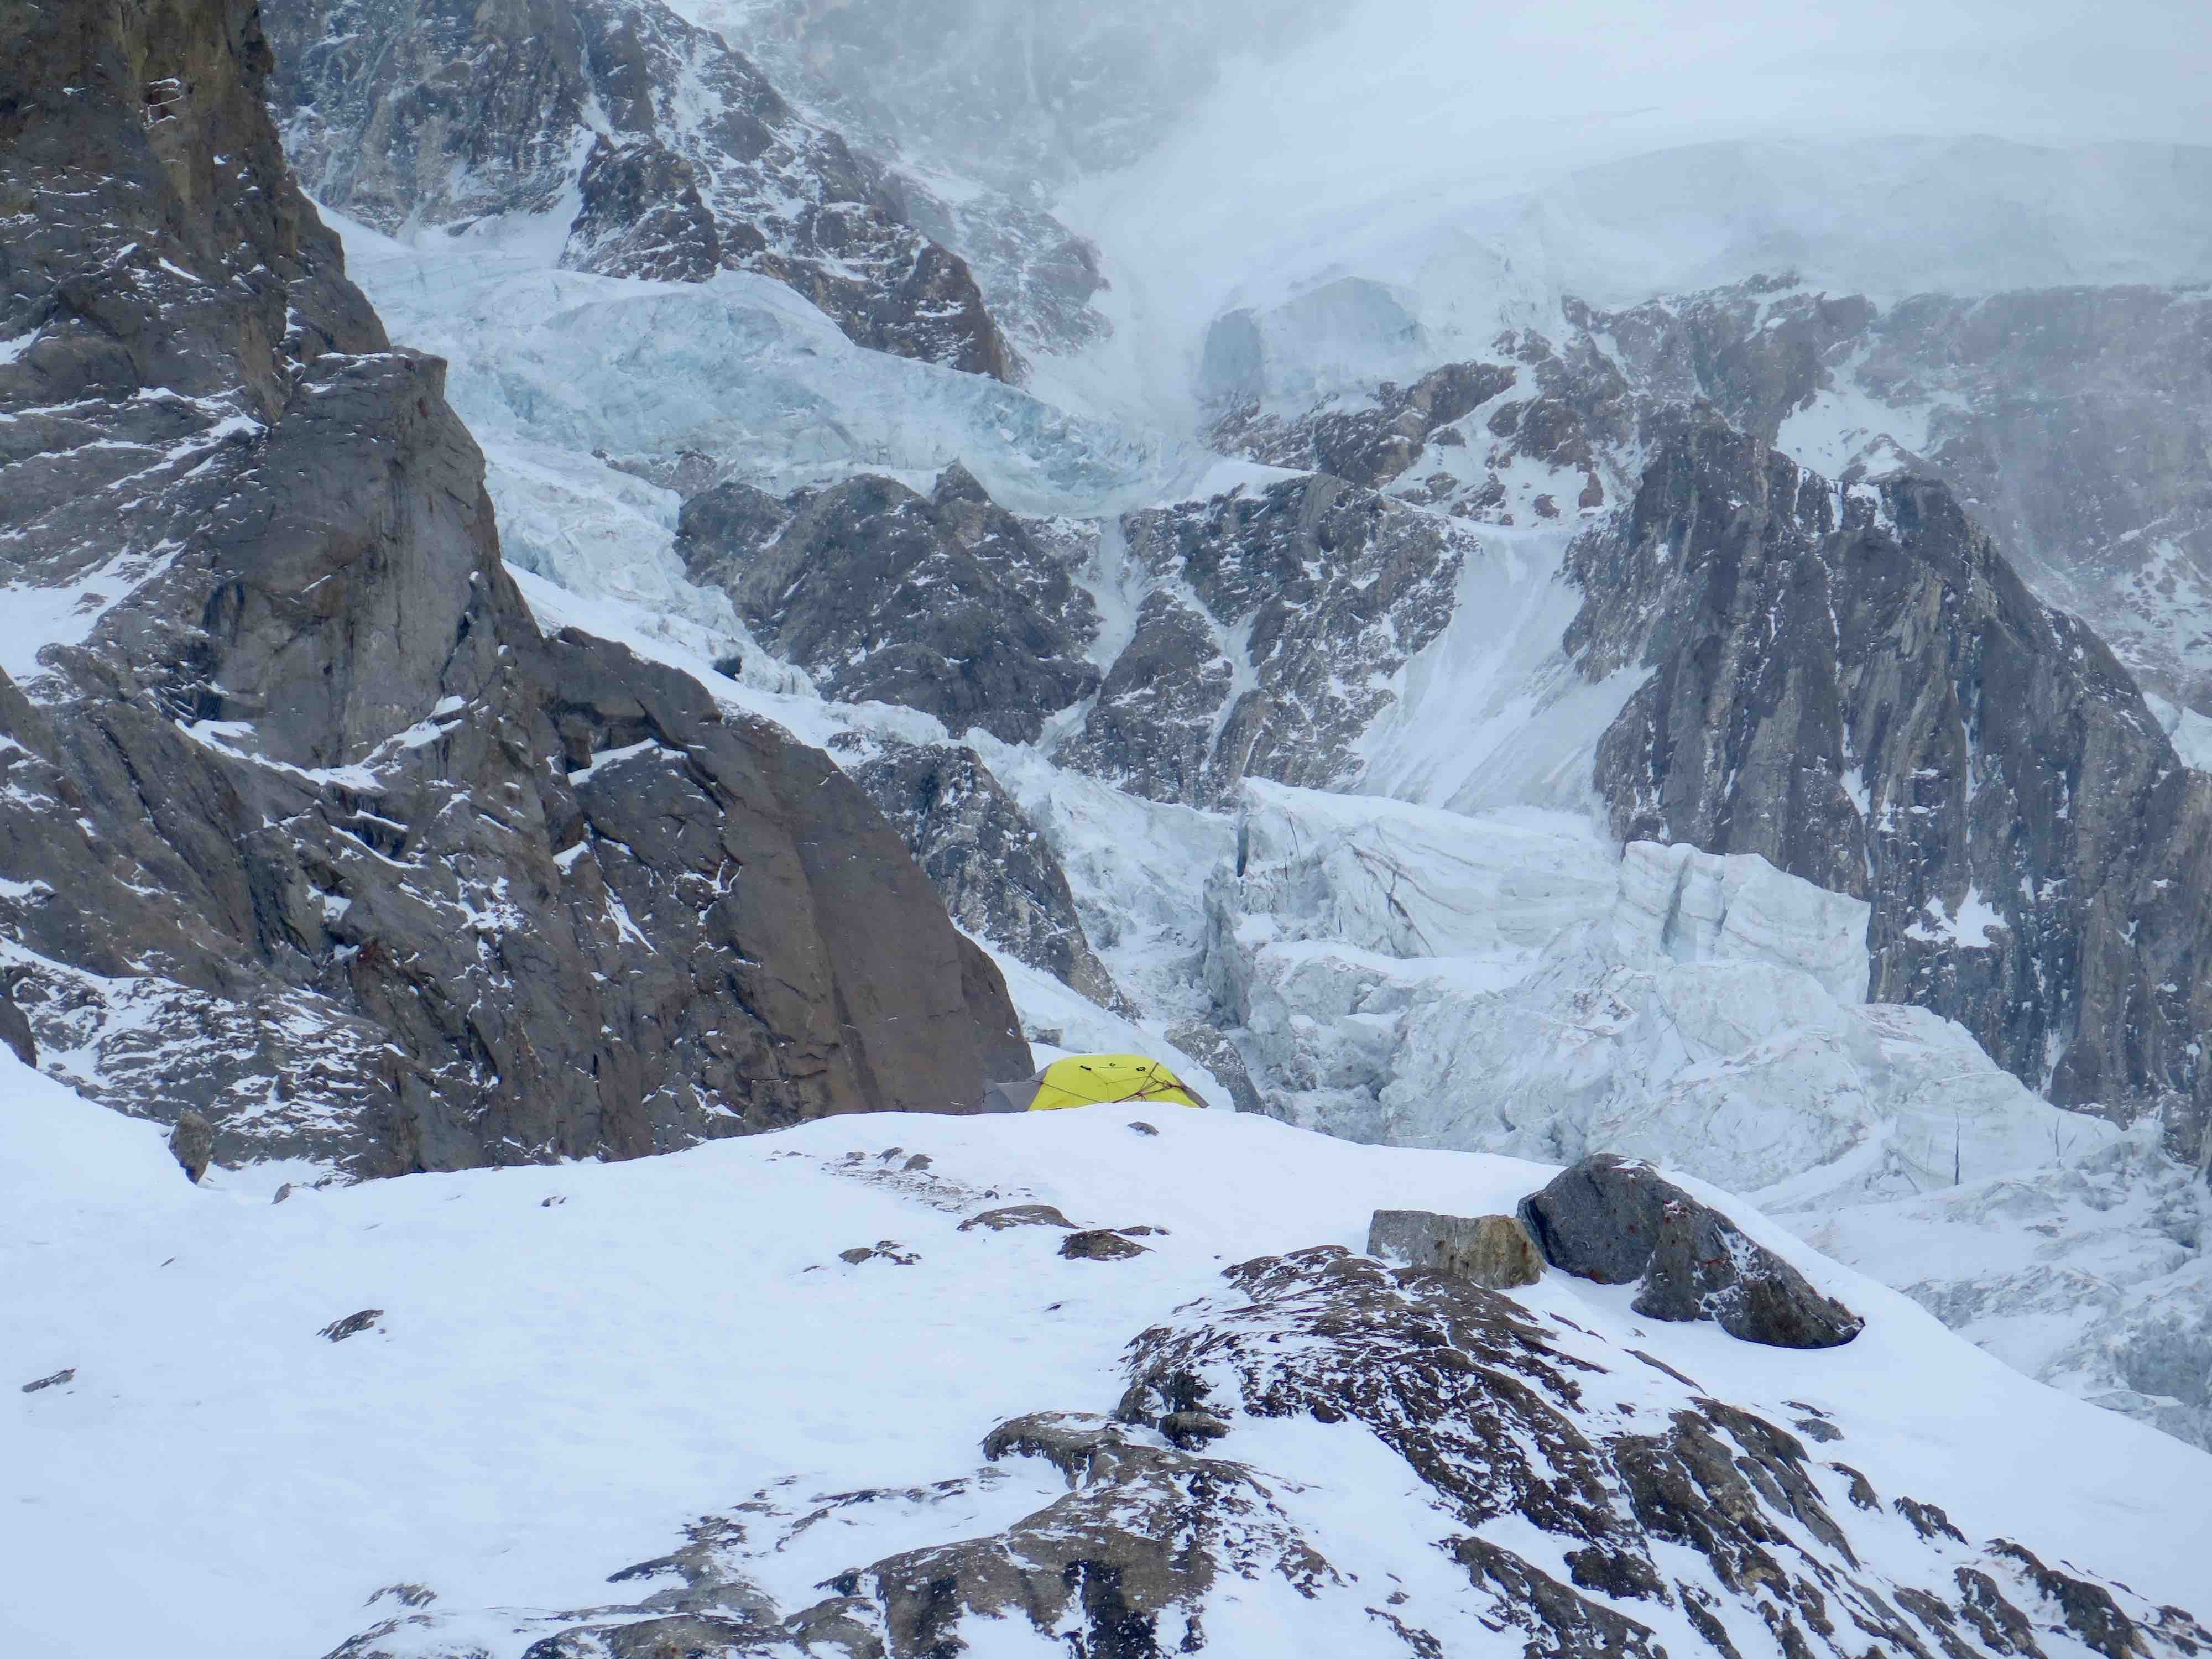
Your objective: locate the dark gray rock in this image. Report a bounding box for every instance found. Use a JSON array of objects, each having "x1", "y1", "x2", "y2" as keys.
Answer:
[
  {"x1": 1366, "y1": 1209, "x2": 1544, "y2": 1290},
  {"x1": 168, "y1": 1111, "x2": 216, "y2": 1185},
  {"x1": 838, "y1": 1242, "x2": 918, "y2": 1266},
  {"x1": 1061, "y1": 475, "x2": 1470, "y2": 806},
  {"x1": 1568, "y1": 411, "x2": 2212, "y2": 1134},
  {"x1": 1589, "y1": 277, "x2": 2212, "y2": 714},
  {"x1": 679, "y1": 471, "x2": 1100, "y2": 745},
  {"x1": 1060, "y1": 1229, "x2": 1148, "y2": 1261},
  {"x1": 1211, "y1": 360, "x2": 1519, "y2": 488},
  {"x1": 565, "y1": 134, "x2": 724, "y2": 283},
  {"x1": 0, "y1": 0, "x2": 1028, "y2": 1176},
  {"x1": 1520, "y1": 1156, "x2": 1863, "y2": 1348},
  {"x1": 1162, "y1": 1021, "x2": 1262, "y2": 1115},
  {"x1": 1055, "y1": 589, "x2": 1233, "y2": 805},
  {"x1": 264, "y1": 0, "x2": 1016, "y2": 379},
  {"x1": 320, "y1": 1310, "x2": 383, "y2": 1342},
  {"x1": 1635, "y1": 1188, "x2": 1864, "y2": 1349},
  {"x1": 0, "y1": 973, "x2": 36, "y2": 1070},
  {"x1": 886, "y1": 174, "x2": 1112, "y2": 357},
  {"x1": 1156, "y1": 1410, "x2": 1232, "y2": 1449},
  {"x1": 1515, "y1": 1156, "x2": 1673, "y2": 1286},
  {"x1": 839, "y1": 738, "x2": 1132, "y2": 1015}
]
